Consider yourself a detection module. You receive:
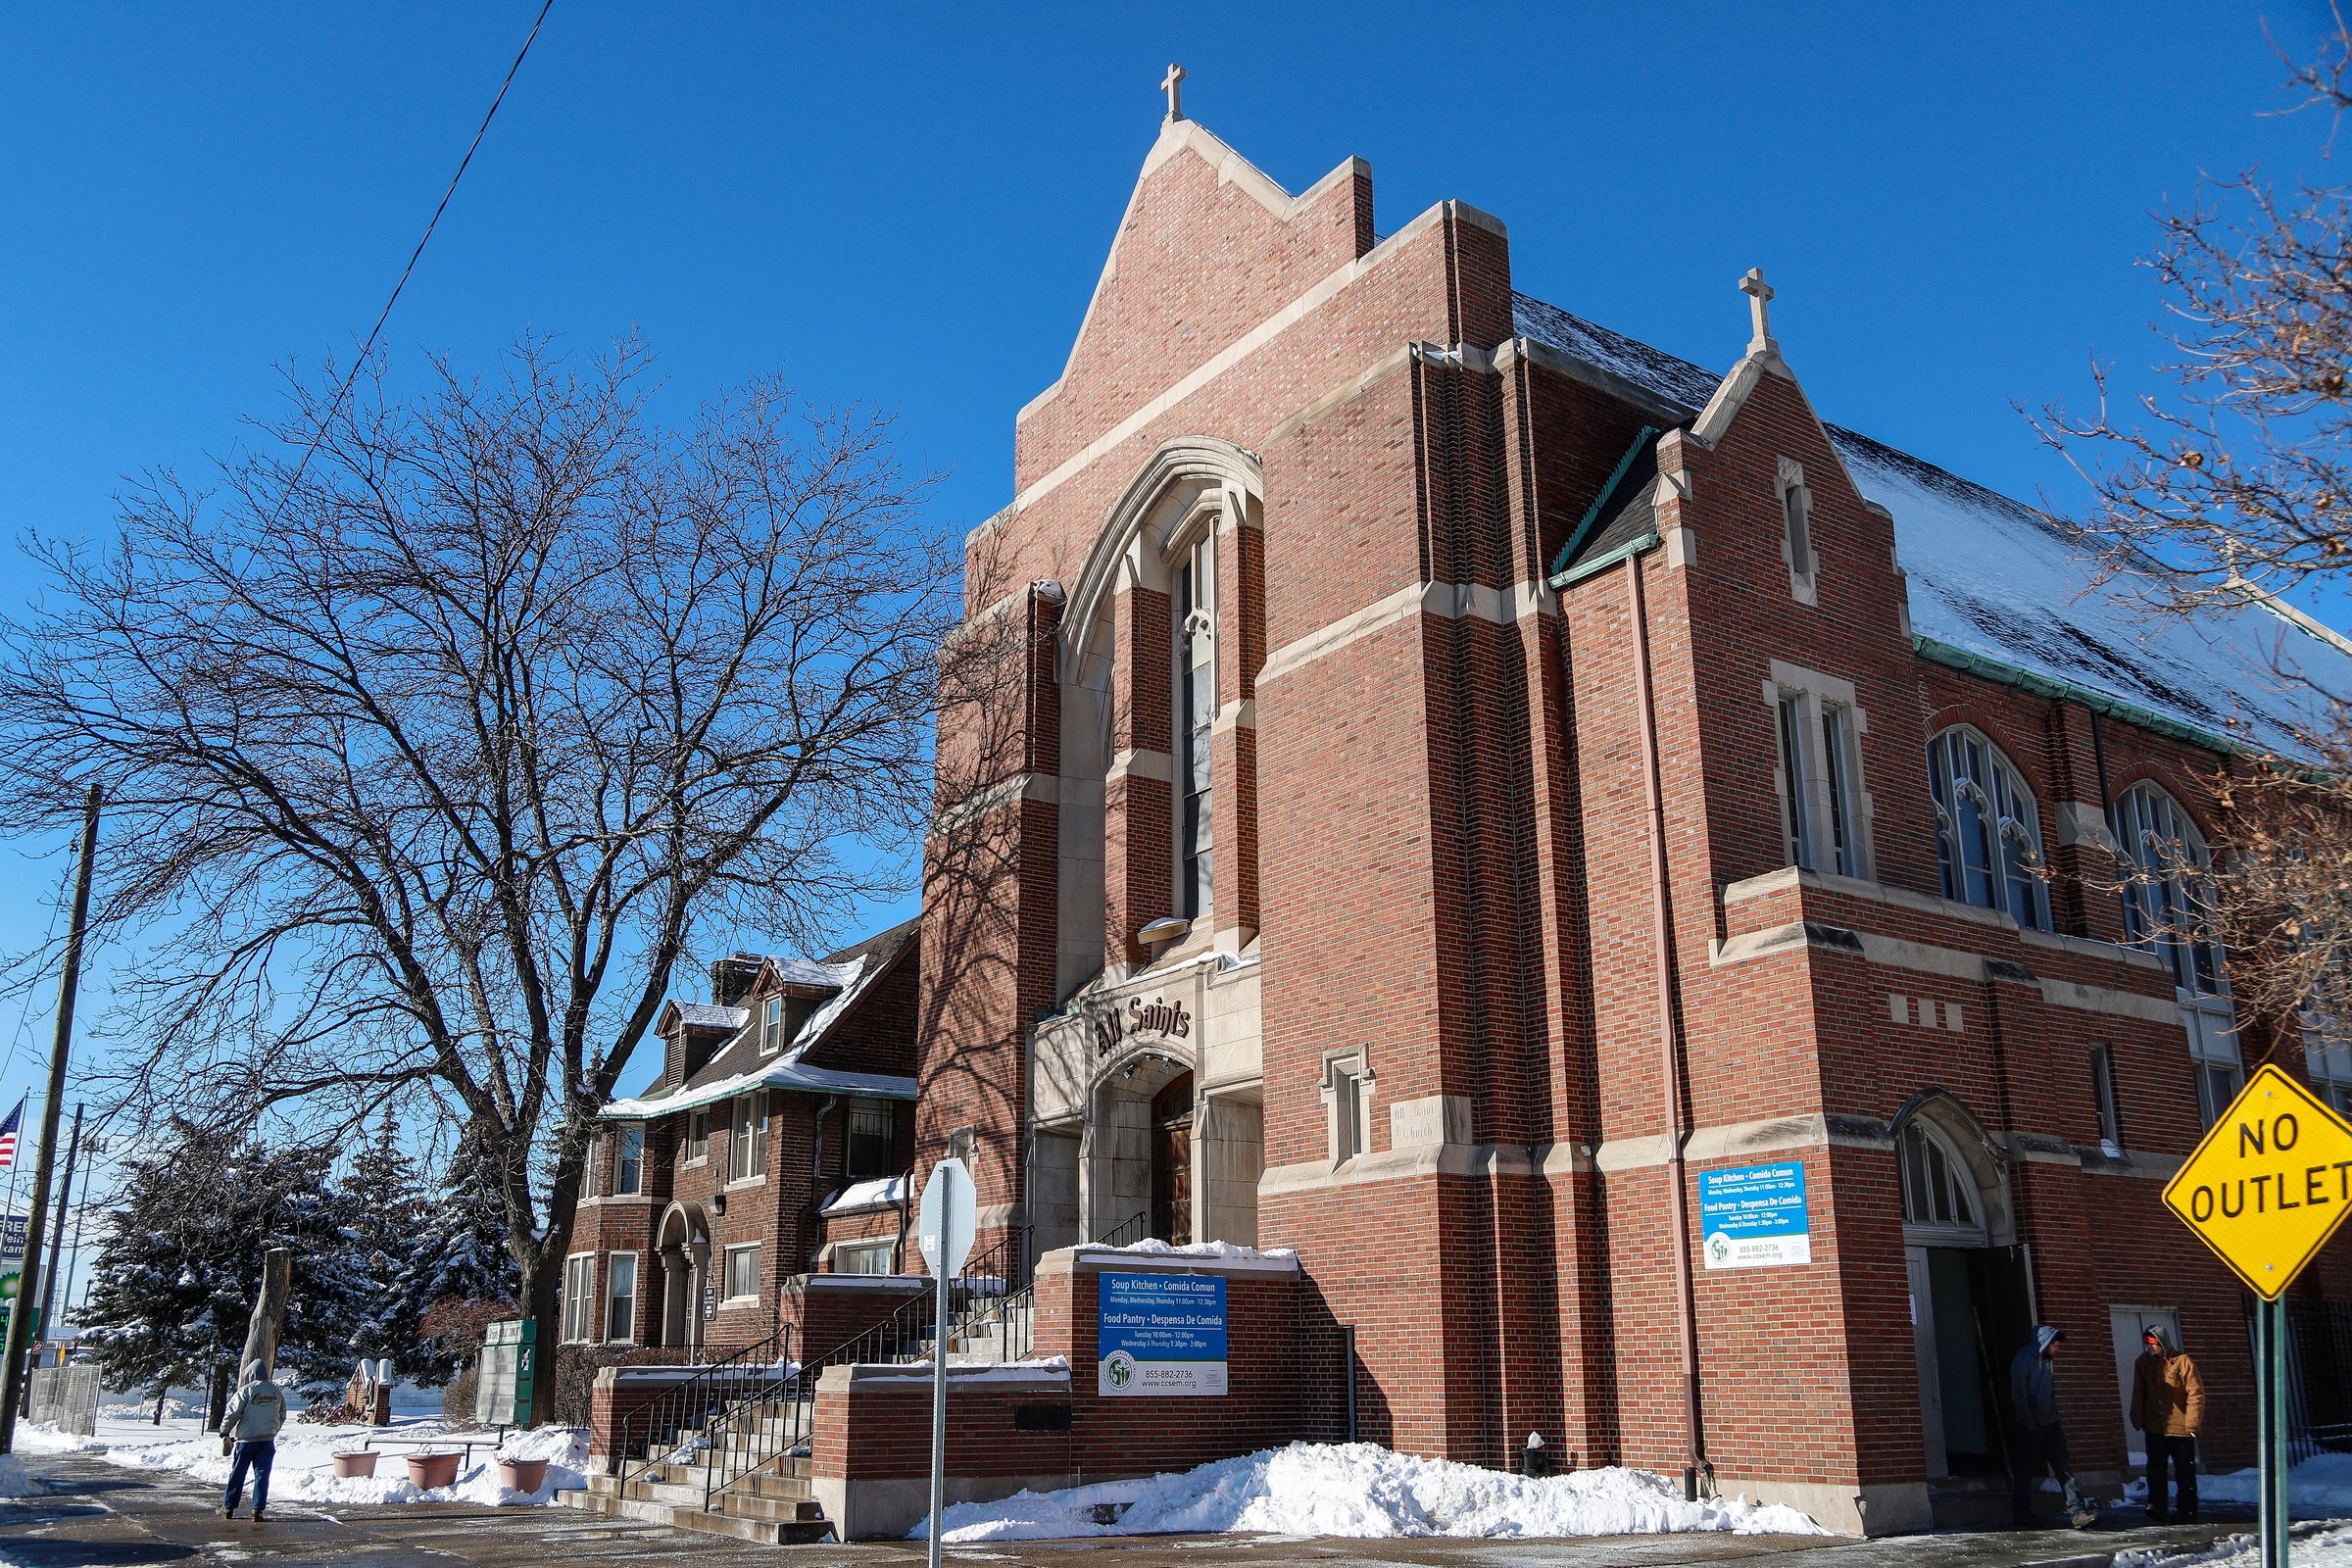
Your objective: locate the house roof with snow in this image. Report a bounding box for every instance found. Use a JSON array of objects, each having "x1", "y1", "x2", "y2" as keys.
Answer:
[
  {"x1": 1516, "y1": 293, "x2": 2352, "y2": 758},
  {"x1": 608, "y1": 917, "x2": 920, "y2": 1120}
]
